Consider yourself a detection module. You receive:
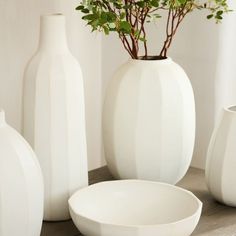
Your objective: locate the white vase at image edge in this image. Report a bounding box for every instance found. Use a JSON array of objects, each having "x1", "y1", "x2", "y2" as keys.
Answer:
[
  {"x1": 0, "y1": 110, "x2": 43, "y2": 236},
  {"x1": 206, "y1": 106, "x2": 236, "y2": 206},
  {"x1": 23, "y1": 14, "x2": 88, "y2": 221},
  {"x1": 103, "y1": 58, "x2": 195, "y2": 184}
]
